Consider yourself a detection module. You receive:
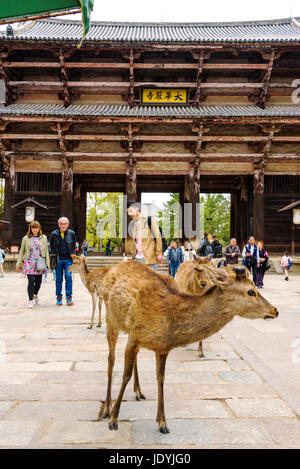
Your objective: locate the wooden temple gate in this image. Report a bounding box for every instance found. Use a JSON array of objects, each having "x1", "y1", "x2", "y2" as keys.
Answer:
[{"x1": 1, "y1": 17, "x2": 300, "y2": 252}]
